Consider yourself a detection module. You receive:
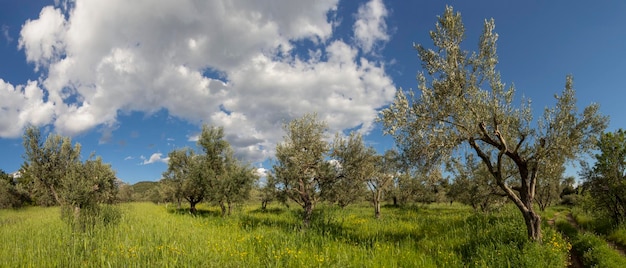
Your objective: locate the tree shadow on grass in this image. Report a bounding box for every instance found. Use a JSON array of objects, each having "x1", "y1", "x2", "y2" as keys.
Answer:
[
  {"x1": 239, "y1": 206, "x2": 432, "y2": 250},
  {"x1": 248, "y1": 207, "x2": 287, "y2": 215},
  {"x1": 167, "y1": 207, "x2": 222, "y2": 218},
  {"x1": 239, "y1": 213, "x2": 301, "y2": 232}
]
